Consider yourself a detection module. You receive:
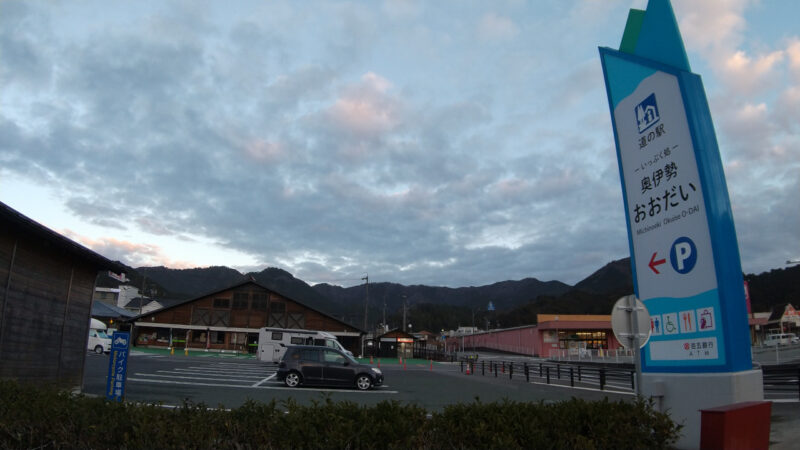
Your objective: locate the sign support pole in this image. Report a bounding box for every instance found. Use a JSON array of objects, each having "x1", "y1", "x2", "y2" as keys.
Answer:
[{"x1": 627, "y1": 294, "x2": 643, "y2": 396}]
